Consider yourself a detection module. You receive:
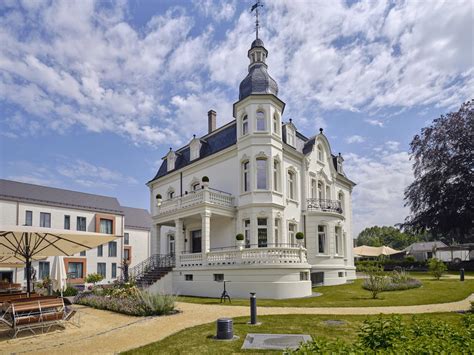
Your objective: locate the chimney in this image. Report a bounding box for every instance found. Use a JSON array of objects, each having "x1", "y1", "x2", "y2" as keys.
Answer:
[{"x1": 208, "y1": 110, "x2": 216, "y2": 134}]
